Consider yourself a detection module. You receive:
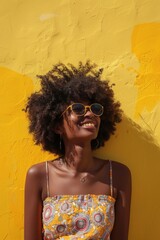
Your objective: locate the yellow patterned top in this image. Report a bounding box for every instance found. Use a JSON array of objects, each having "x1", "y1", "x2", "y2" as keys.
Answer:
[
  {"x1": 43, "y1": 194, "x2": 115, "y2": 240},
  {"x1": 42, "y1": 161, "x2": 115, "y2": 240}
]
